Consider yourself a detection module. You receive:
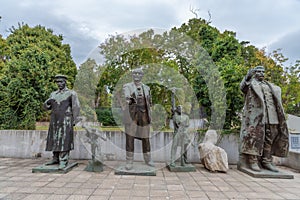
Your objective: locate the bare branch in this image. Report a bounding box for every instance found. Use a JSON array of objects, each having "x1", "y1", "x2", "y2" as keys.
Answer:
[
  {"x1": 189, "y1": 5, "x2": 200, "y2": 18},
  {"x1": 207, "y1": 10, "x2": 212, "y2": 24}
]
